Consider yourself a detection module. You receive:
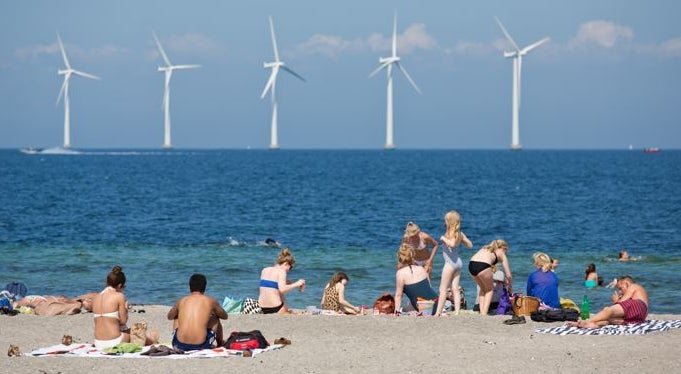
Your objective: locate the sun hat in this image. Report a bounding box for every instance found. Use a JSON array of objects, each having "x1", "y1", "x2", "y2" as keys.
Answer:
[
  {"x1": 493, "y1": 270, "x2": 505, "y2": 282},
  {"x1": 404, "y1": 222, "x2": 420, "y2": 237}
]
